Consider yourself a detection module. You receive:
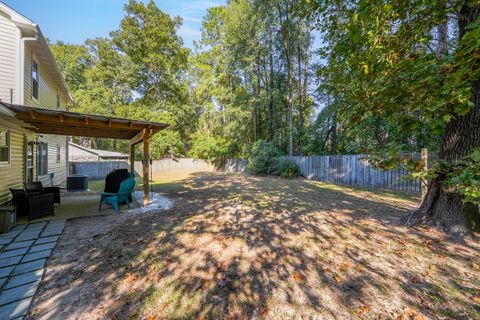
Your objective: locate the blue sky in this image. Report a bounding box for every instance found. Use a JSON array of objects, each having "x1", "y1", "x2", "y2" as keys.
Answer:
[{"x1": 3, "y1": 0, "x2": 226, "y2": 48}]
